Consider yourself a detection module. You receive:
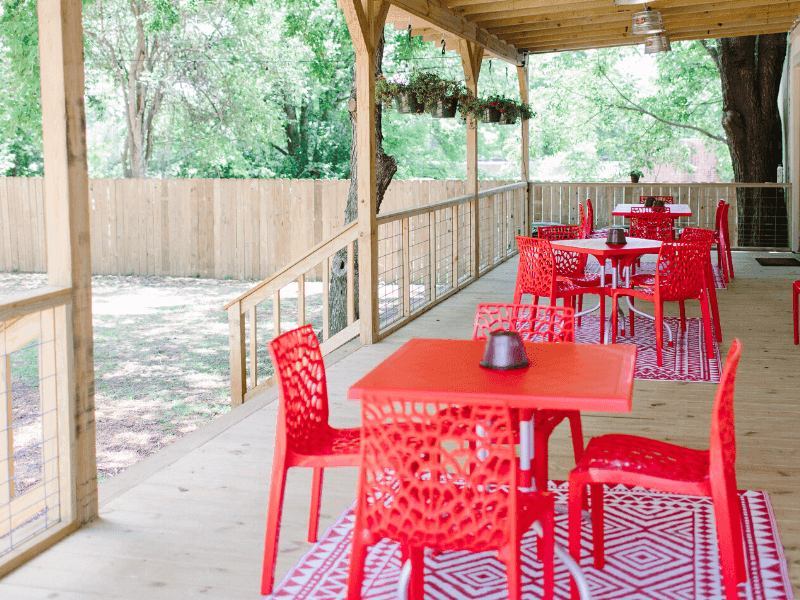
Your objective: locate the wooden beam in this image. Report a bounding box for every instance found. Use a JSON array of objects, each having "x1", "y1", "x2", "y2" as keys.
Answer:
[
  {"x1": 37, "y1": 0, "x2": 96, "y2": 524},
  {"x1": 387, "y1": 0, "x2": 524, "y2": 65},
  {"x1": 461, "y1": 40, "x2": 483, "y2": 279}
]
